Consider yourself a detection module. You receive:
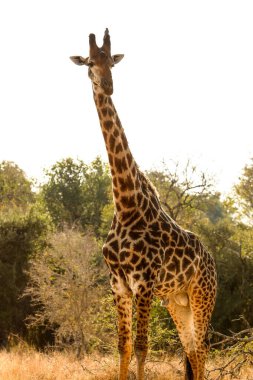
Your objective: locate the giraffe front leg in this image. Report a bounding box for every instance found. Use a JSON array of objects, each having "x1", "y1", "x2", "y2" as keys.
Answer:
[
  {"x1": 134, "y1": 291, "x2": 153, "y2": 380},
  {"x1": 111, "y1": 278, "x2": 133, "y2": 380}
]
